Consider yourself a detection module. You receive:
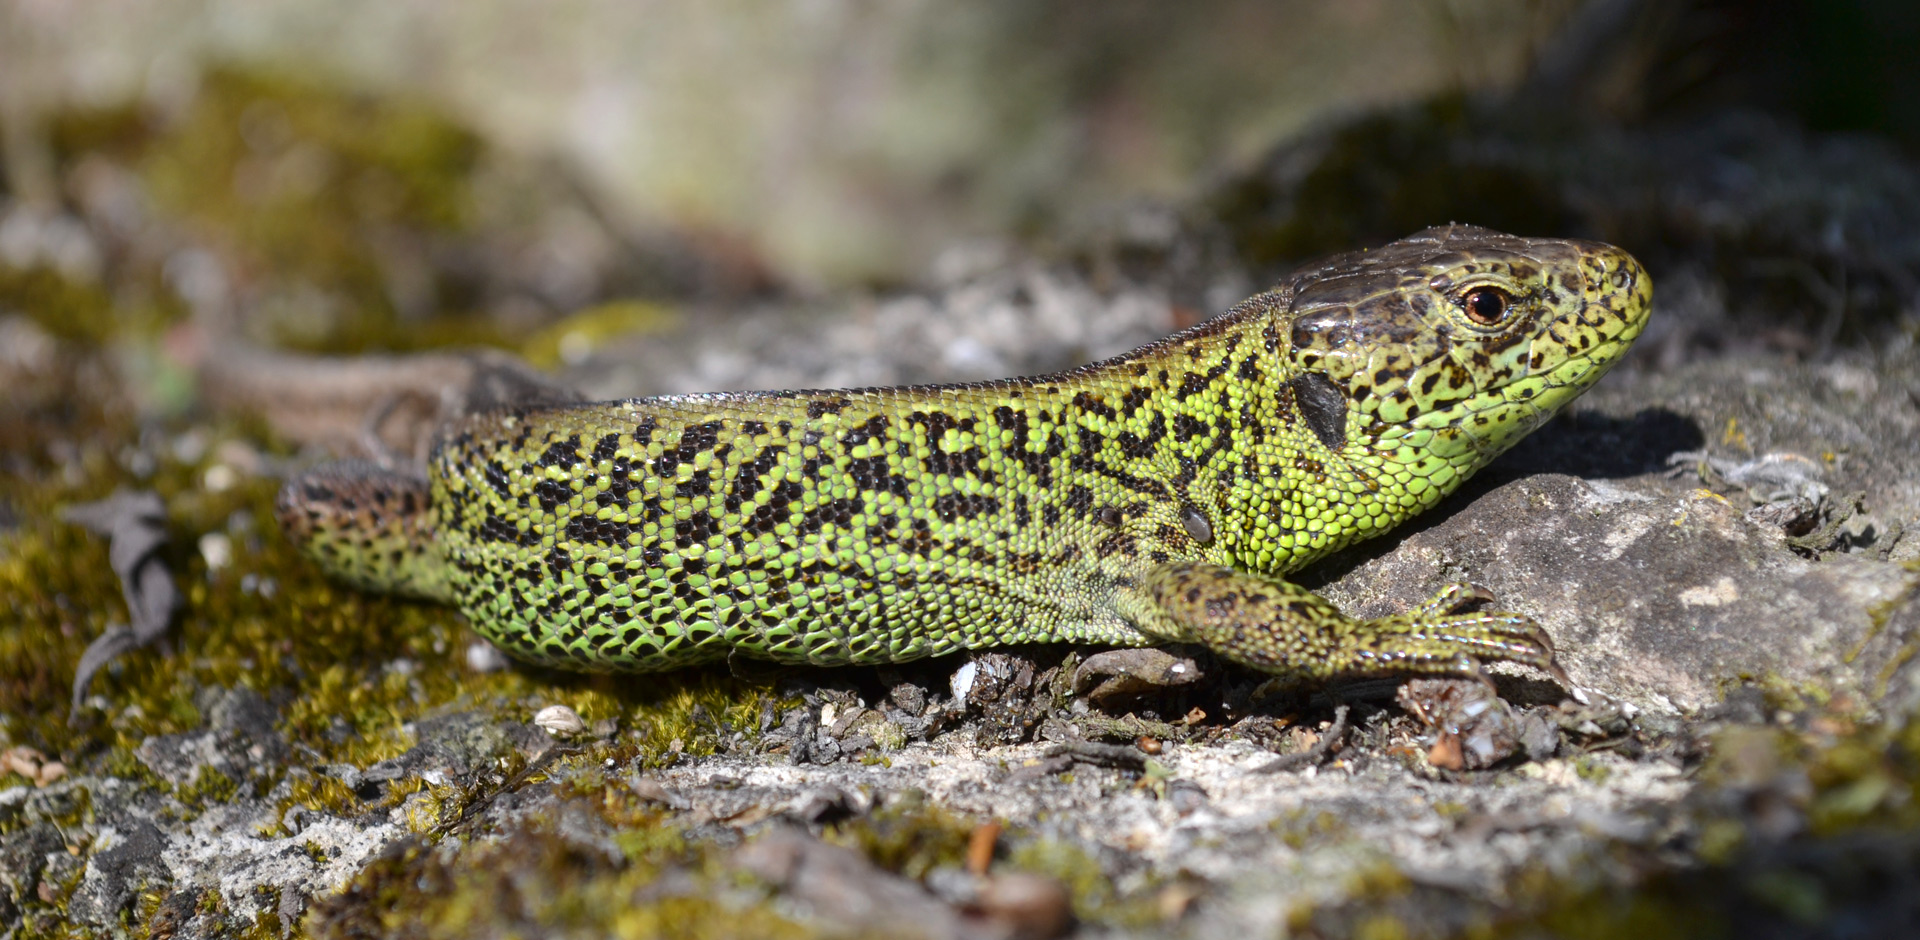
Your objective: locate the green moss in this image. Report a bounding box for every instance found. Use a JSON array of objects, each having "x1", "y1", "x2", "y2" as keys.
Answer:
[
  {"x1": 1459, "y1": 710, "x2": 1920, "y2": 939},
  {"x1": 619, "y1": 677, "x2": 785, "y2": 770},
  {"x1": 0, "y1": 265, "x2": 122, "y2": 346},
  {"x1": 0, "y1": 785, "x2": 90, "y2": 841},
  {"x1": 0, "y1": 347, "x2": 791, "y2": 940},
  {"x1": 521, "y1": 301, "x2": 680, "y2": 371},
  {"x1": 1863, "y1": 559, "x2": 1920, "y2": 693},
  {"x1": 178, "y1": 766, "x2": 240, "y2": 815},
  {"x1": 278, "y1": 774, "x2": 359, "y2": 824},
  {"x1": 1729, "y1": 673, "x2": 1837, "y2": 715},
  {"x1": 1006, "y1": 838, "x2": 1162, "y2": 929},
  {"x1": 1270, "y1": 805, "x2": 1350, "y2": 850},
  {"x1": 1519, "y1": 883, "x2": 1728, "y2": 940},
  {"x1": 823, "y1": 798, "x2": 977, "y2": 881},
  {"x1": 1571, "y1": 755, "x2": 1613, "y2": 784},
  {"x1": 1267, "y1": 690, "x2": 1920, "y2": 938},
  {"x1": 1352, "y1": 911, "x2": 1412, "y2": 940},
  {"x1": 134, "y1": 66, "x2": 505, "y2": 353},
  {"x1": 303, "y1": 810, "x2": 817, "y2": 940}
]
